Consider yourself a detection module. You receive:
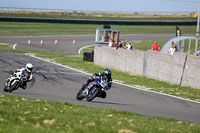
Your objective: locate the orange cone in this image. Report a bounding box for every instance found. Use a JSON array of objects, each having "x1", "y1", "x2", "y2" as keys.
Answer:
[
  {"x1": 28, "y1": 40, "x2": 31, "y2": 45},
  {"x1": 40, "y1": 40, "x2": 43, "y2": 45},
  {"x1": 55, "y1": 40, "x2": 58, "y2": 46}
]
